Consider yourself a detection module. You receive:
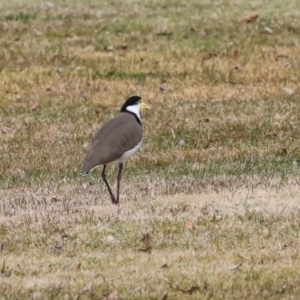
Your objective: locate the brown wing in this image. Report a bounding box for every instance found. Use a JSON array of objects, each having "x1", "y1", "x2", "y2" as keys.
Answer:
[{"x1": 81, "y1": 113, "x2": 143, "y2": 174}]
